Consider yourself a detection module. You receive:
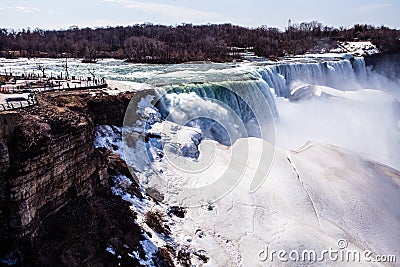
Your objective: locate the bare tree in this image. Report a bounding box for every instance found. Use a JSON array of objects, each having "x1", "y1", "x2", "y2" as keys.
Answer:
[{"x1": 37, "y1": 64, "x2": 47, "y2": 78}]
